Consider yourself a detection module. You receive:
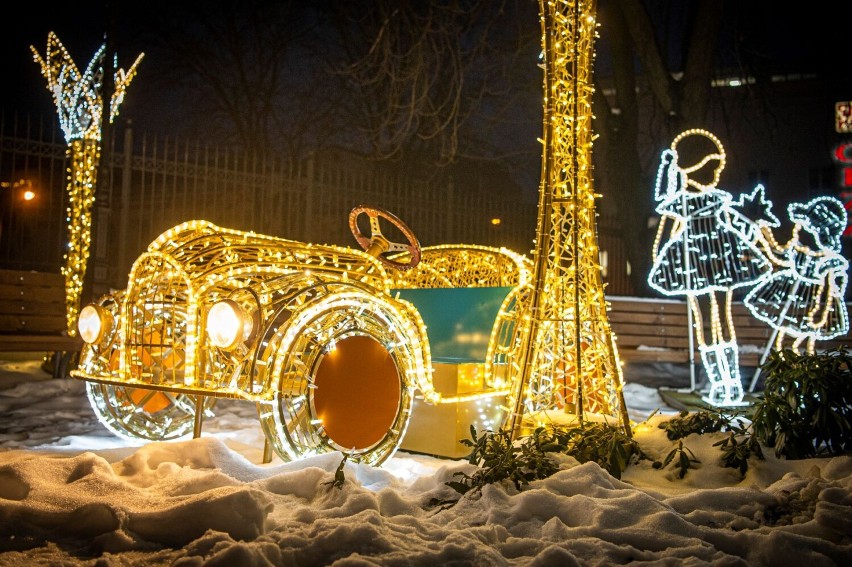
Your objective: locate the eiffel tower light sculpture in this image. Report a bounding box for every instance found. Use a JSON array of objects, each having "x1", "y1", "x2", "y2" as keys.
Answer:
[
  {"x1": 508, "y1": 0, "x2": 630, "y2": 436},
  {"x1": 31, "y1": 32, "x2": 143, "y2": 334}
]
